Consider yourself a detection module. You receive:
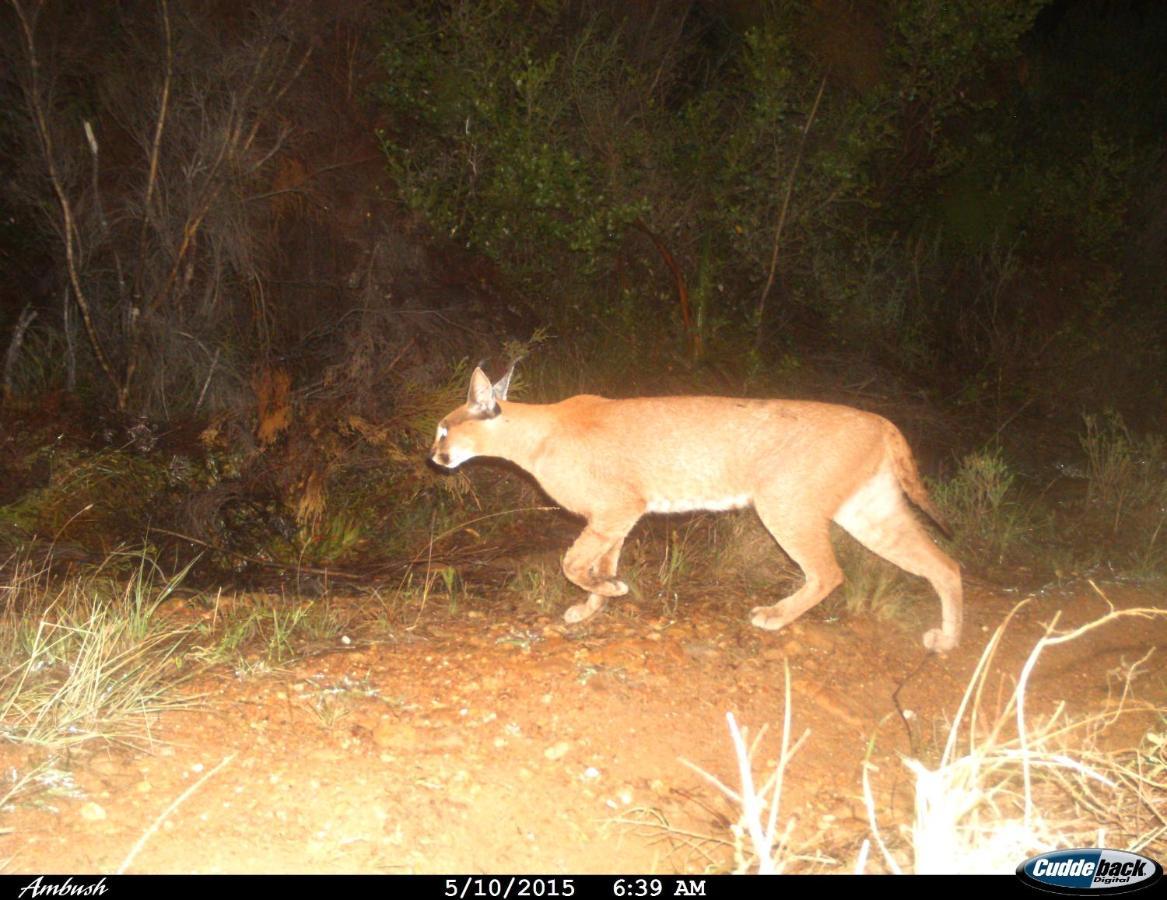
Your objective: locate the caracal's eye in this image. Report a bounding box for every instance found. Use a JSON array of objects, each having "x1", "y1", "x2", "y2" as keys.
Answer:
[{"x1": 437, "y1": 423, "x2": 448, "y2": 440}]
